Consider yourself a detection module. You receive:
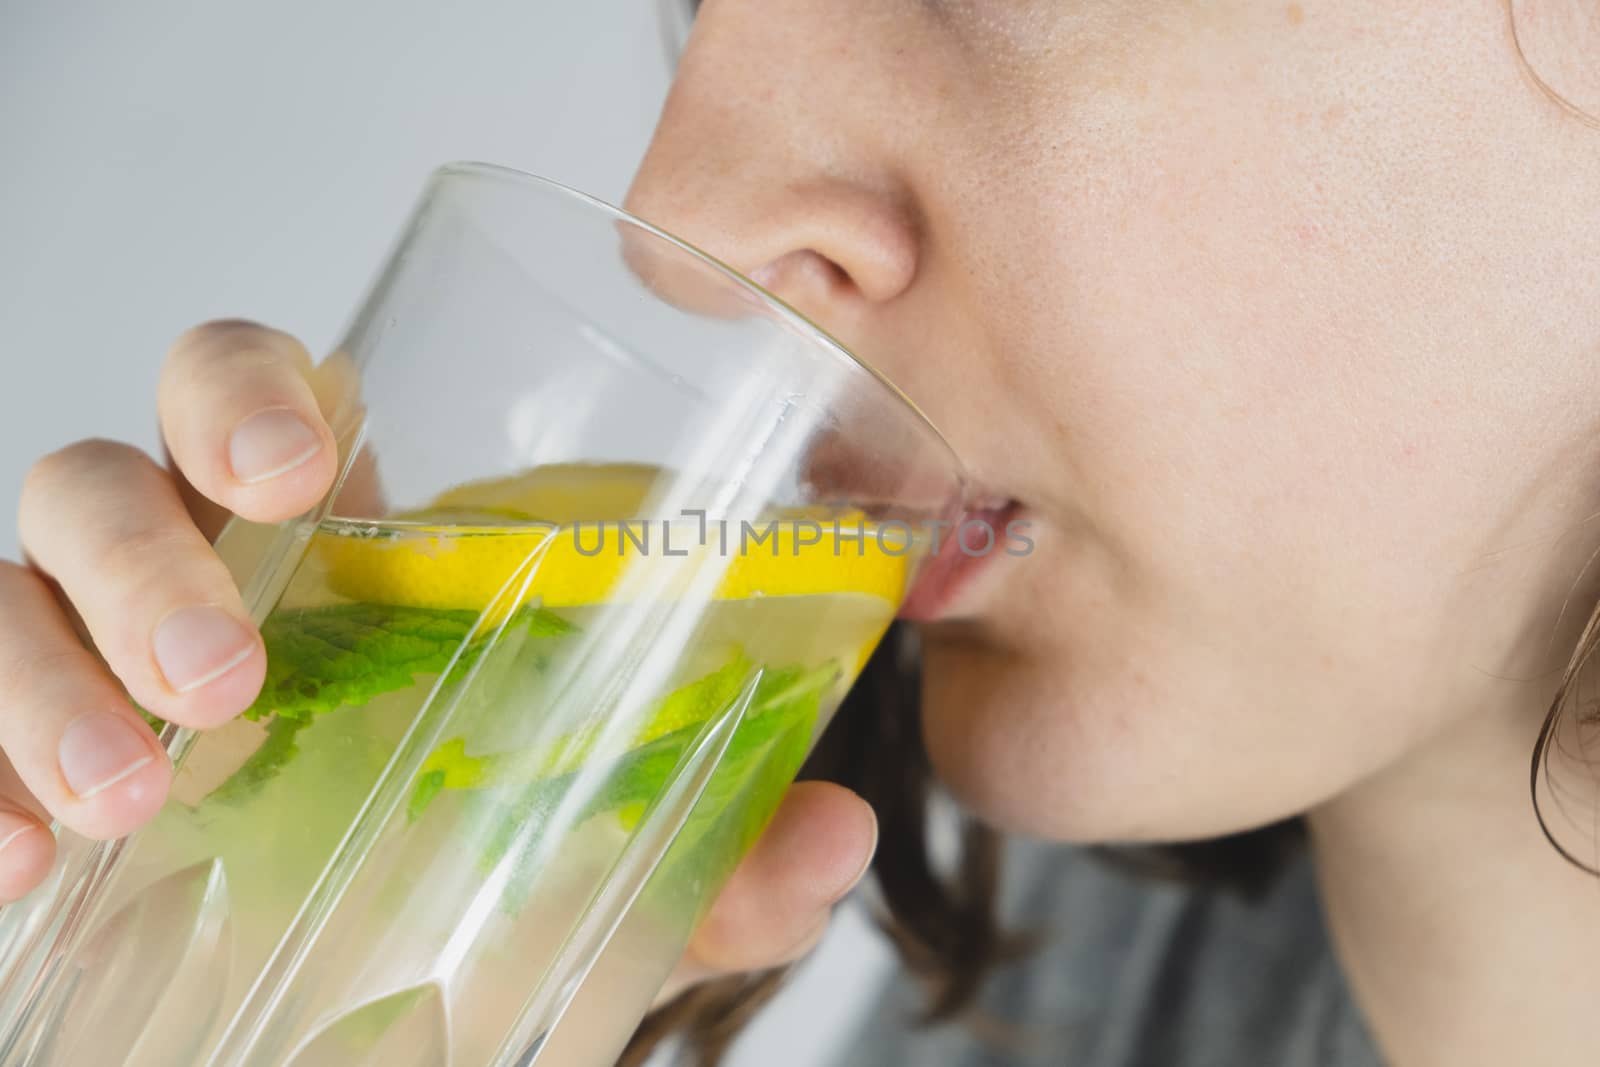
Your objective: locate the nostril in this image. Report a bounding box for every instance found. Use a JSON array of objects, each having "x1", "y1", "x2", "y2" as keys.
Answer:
[
  {"x1": 788, "y1": 191, "x2": 920, "y2": 303},
  {"x1": 744, "y1": 249, "x2": 853, "y2": 311}
]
